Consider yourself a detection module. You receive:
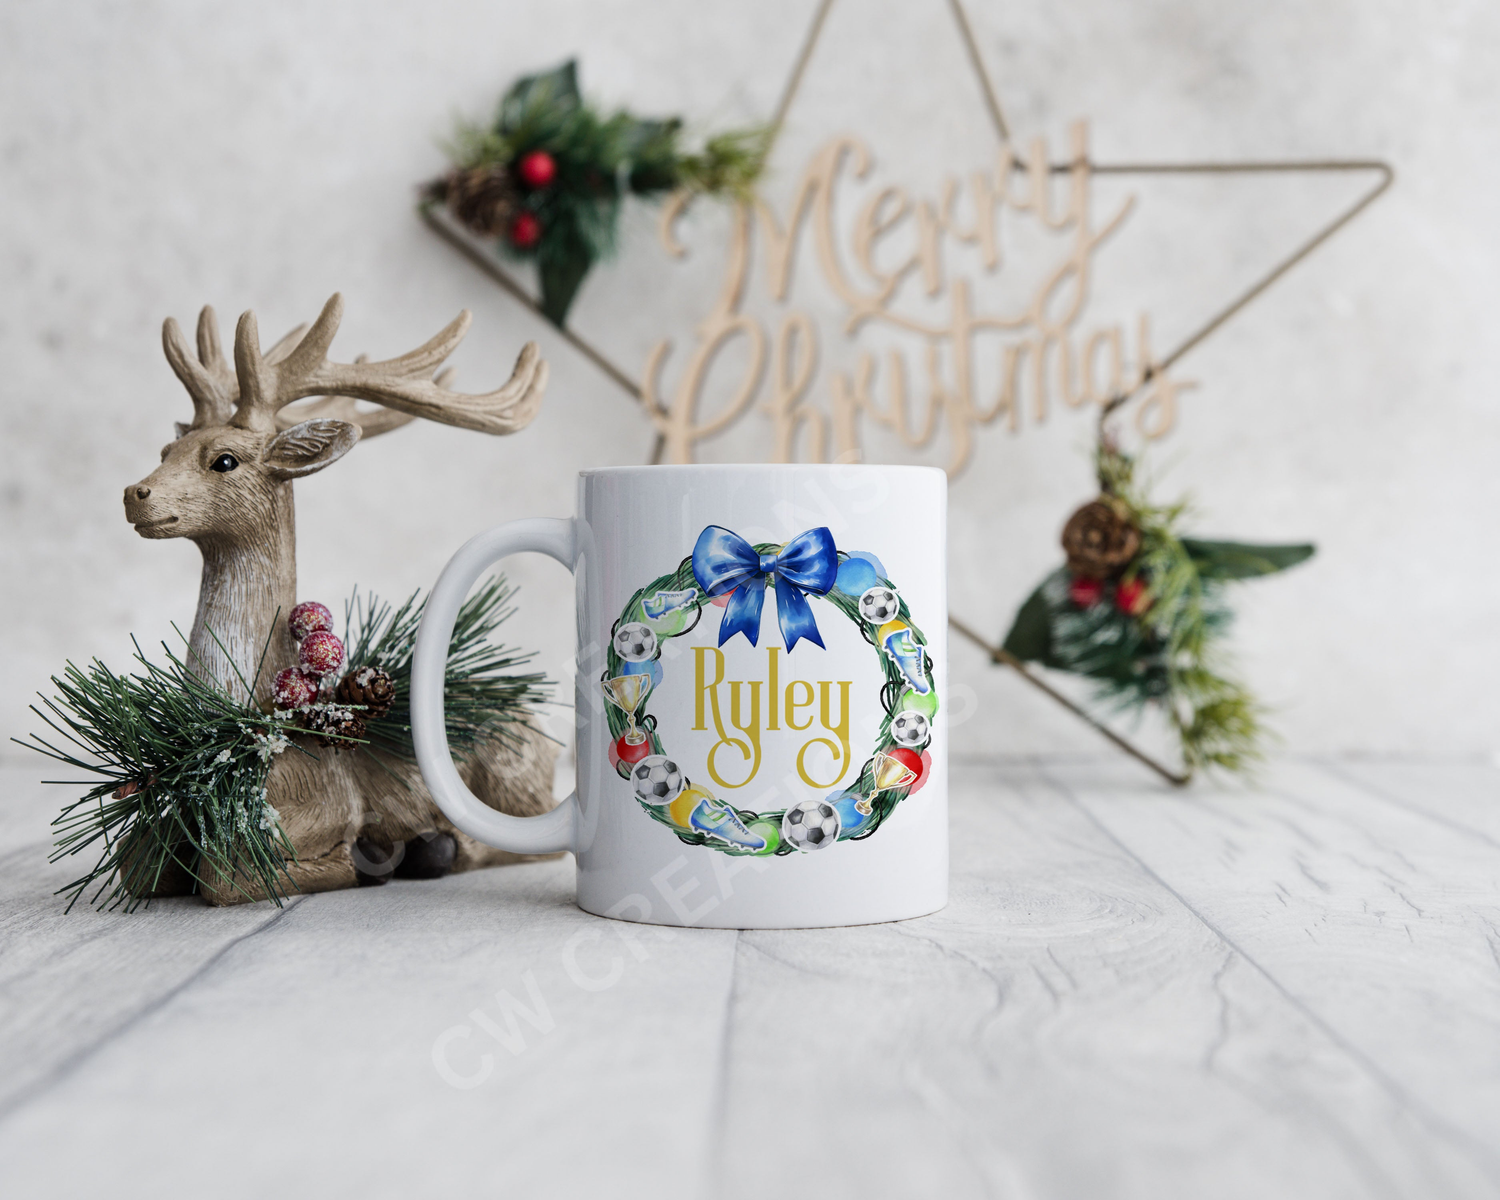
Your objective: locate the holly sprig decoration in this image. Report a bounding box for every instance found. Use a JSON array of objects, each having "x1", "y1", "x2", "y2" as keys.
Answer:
[
  {"x1": 425, "y1": 59, "x2": 770, "y2": 326},
  {"x1": 1000, "y1": 433, "x2": 1314, "y2": 777}
]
